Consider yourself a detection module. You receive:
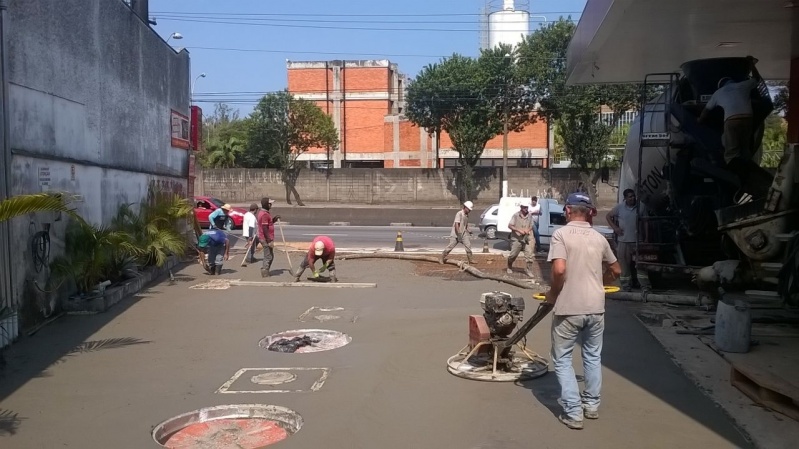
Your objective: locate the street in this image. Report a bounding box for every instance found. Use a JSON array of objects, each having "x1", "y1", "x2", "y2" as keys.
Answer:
[{"x1": 225, "y1": 225, "x2": 497, "y2": 252}]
